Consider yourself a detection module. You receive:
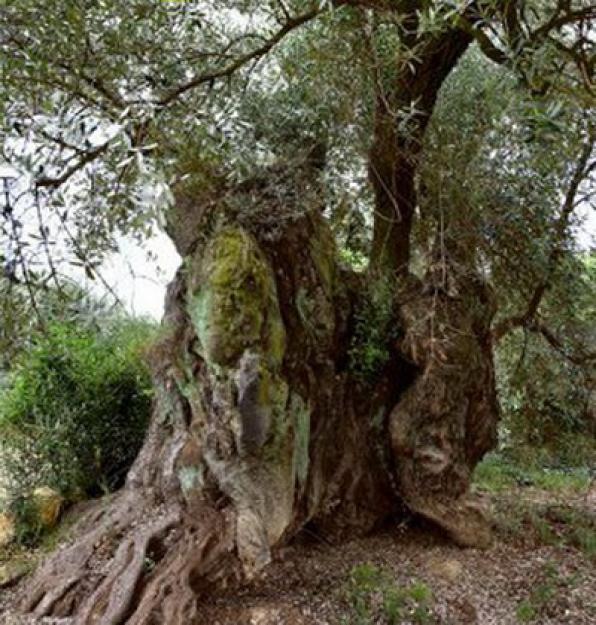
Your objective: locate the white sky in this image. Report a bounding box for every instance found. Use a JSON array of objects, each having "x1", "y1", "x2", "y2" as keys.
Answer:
[
  {"x1": 88, "y1": 231, "x2": 180, "y2": 320},
  {"x1": 1, "y1": 161, "x2": 180, "y2": 320}
]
